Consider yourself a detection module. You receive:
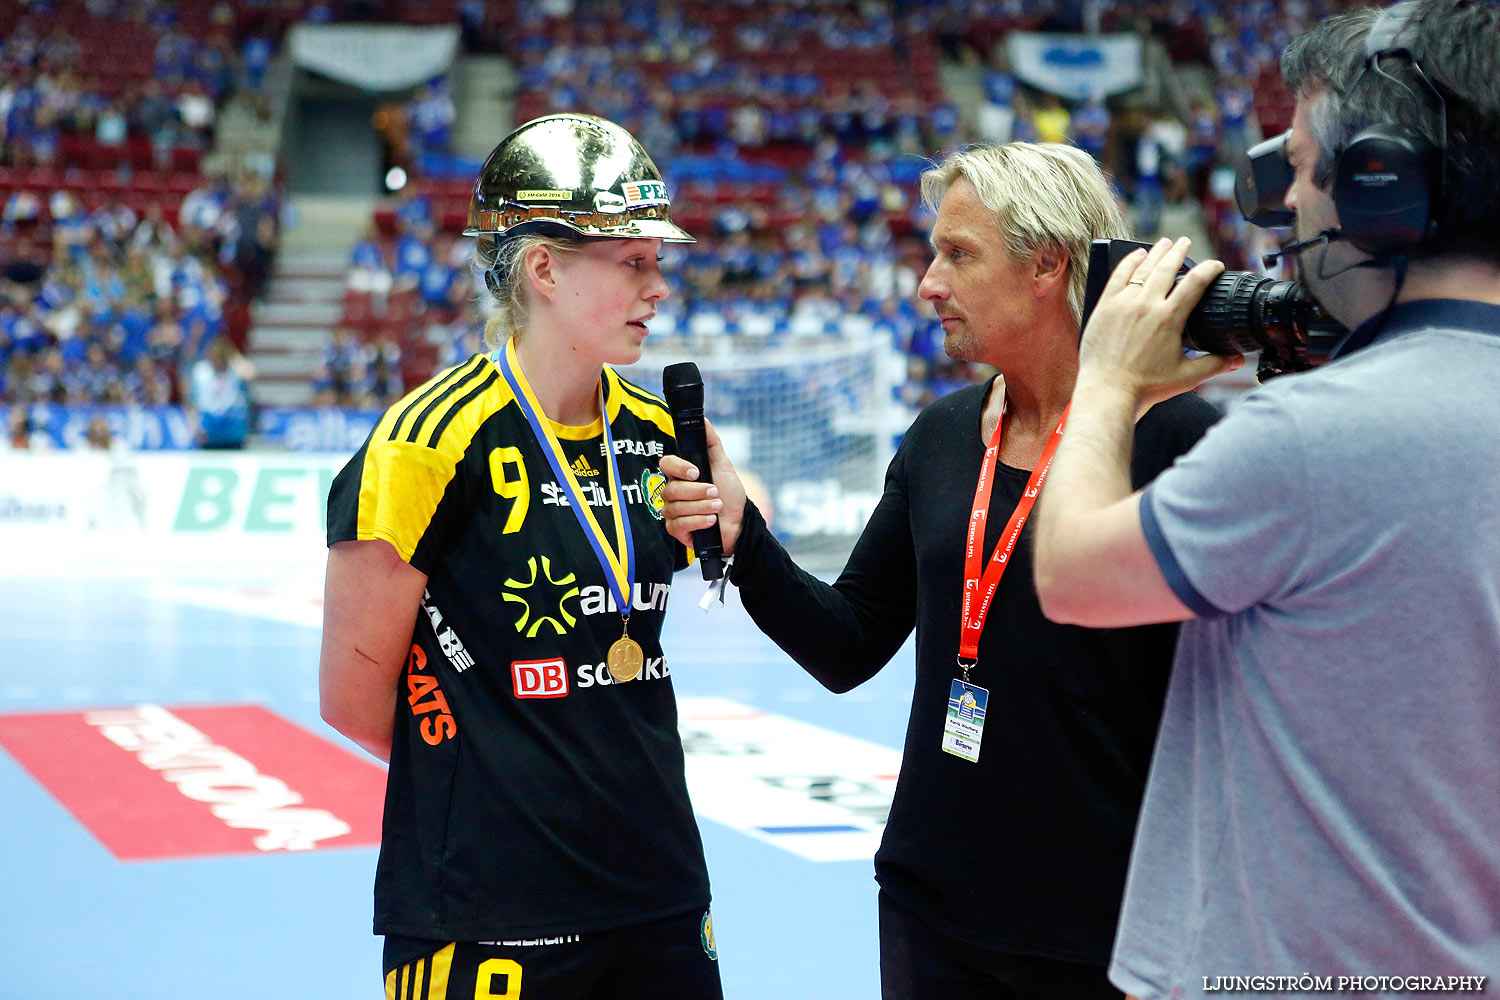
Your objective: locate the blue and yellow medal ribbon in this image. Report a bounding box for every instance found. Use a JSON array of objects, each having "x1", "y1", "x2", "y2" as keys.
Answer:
[{"x1": 493, "y1": 339, "x2": 636, "y2": 619}]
